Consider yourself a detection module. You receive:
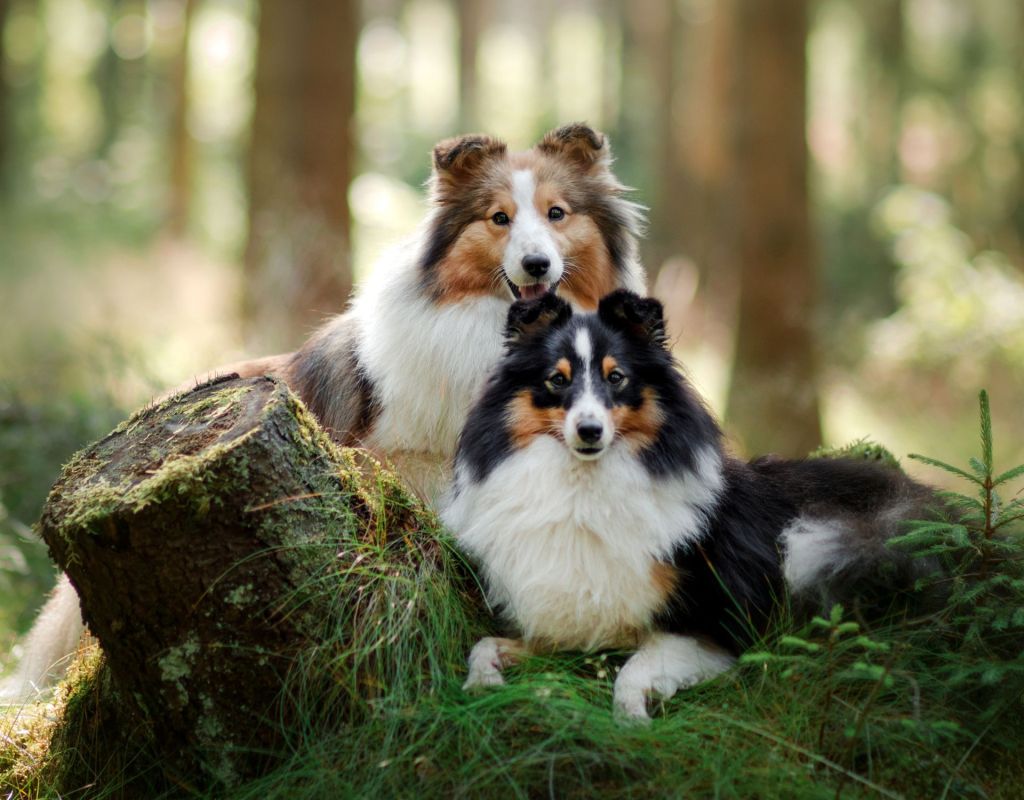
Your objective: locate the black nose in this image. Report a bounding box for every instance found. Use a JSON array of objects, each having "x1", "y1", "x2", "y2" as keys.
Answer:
[
  {"x1": 577, "y1": 420, "x2": 604, "y2": 444},
  {"x1": 522, "y1": 254, "x2": 550, "y2": 278}
]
